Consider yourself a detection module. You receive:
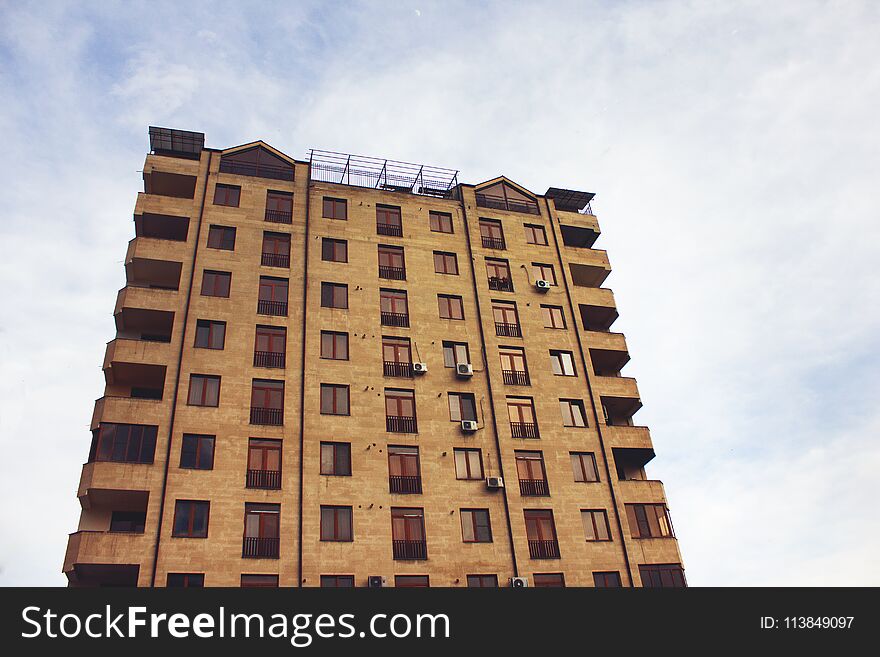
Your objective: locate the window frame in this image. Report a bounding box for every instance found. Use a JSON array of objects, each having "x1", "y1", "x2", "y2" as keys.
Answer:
[
  {"x1": 438, "y1": 294, "x2": 465, "y2": 320},
  {"x1": 322, "y1": 197, "x2": 348, "y2": 220},
  {"x1": 321, "y1": 238, "x2": 348, "y2": 263},
  {"x1": 320, "y1": 282, "x2": 349, "y2": 309},
  {"x1": 560, "y1": 398, "x2": 588, "y2": 427},
  {"x1": 320, "y1": 383, "x2": 350, "y2": 415},
  {"x1": 200, "y1": 270, "x2": 231, "y2": 298},
  {"x1": 541, "y1": 305, "x2": 566, "y2": 329},
  {"x1": 460, "y1": 508, "x2": 493, "y2": 543},
  {"x1": 320, "y1": 441, "x2": 352, "y2": 476},
  {"x1": 194, "y1": 319, "x2": 226, "y2": 350},
  {"x1": 429, "y1": 211, "x2": 453, "y2": 233},
  {"x1": 320, "y1": 331, "x2": 349, "y2": 360},
  {"x1": 180, "y1": 433, "x2": 215, "y2": 470},
  {"x1": 433, "y1": 251, "x2": 459, "y2": 275},
  {"x1": 320, "y1": 505, "x2": 353, "y2": 542},
  {"x1": 213, "y1": 183, "x2": 241, "y2": 207},
  {"x1": 571, "y1": 452, "x2": 600, "y2": 483},
  {"x1": 581, "y1": 509, "x2": 612, "y2": 542},
  {"x1": 187, "y1": 374, "x2": 220, "y2": 407},
  {"x1": 172, "y1": 500, "x2": 210, "y2": 538},
  {"x1": 454, "y1": 448, "x2": 484, "y2": 480},
  {"x1": 524, "y1": 223, "x2": 548, "y2": 245},
  {"x1": 207, "y1": 224, "x2": 236, "y2": 250}
]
